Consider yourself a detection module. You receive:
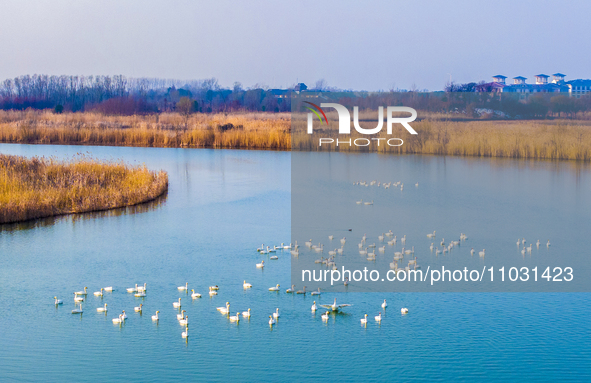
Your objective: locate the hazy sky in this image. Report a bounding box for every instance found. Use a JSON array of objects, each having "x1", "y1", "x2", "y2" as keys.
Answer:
[{"x1": 2, "y1": 0, "x2": 590, "y2": 91}]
